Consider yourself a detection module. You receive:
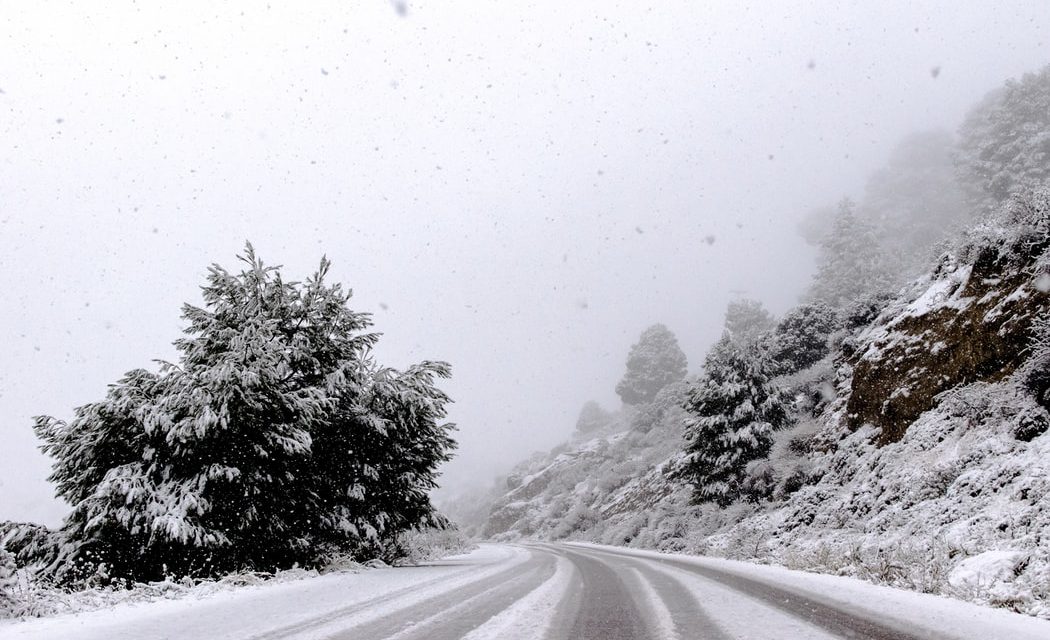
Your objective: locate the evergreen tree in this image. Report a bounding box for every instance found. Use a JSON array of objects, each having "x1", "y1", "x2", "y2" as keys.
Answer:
[
  {"x1": 615, "y1": 324, "x2": 688, "y2": 405},
  {"x1": 682, "y1": 336, "x2": 790, "y2": 507},
  {"x1": 723, "y1": 299, "x2": 775, "y2": 346},
  {"x1": 33, "y1": 245, "x2": 456, "y2": 584},
  {"x1": 956, "y1": 65, "x2": 1050, "y2": 214},
  {"x1": 575, "y1": 401, "x2": 611, "y2": 434},
  {"x1": 806, "y1": 198, "x2": 894, "y2": 308},
  {"x1": 767, "y1": 303, "x2": 842, "y2": 374},
  {"x1": 860, "y1": 130, "x2": 969, "y2": 279}
]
